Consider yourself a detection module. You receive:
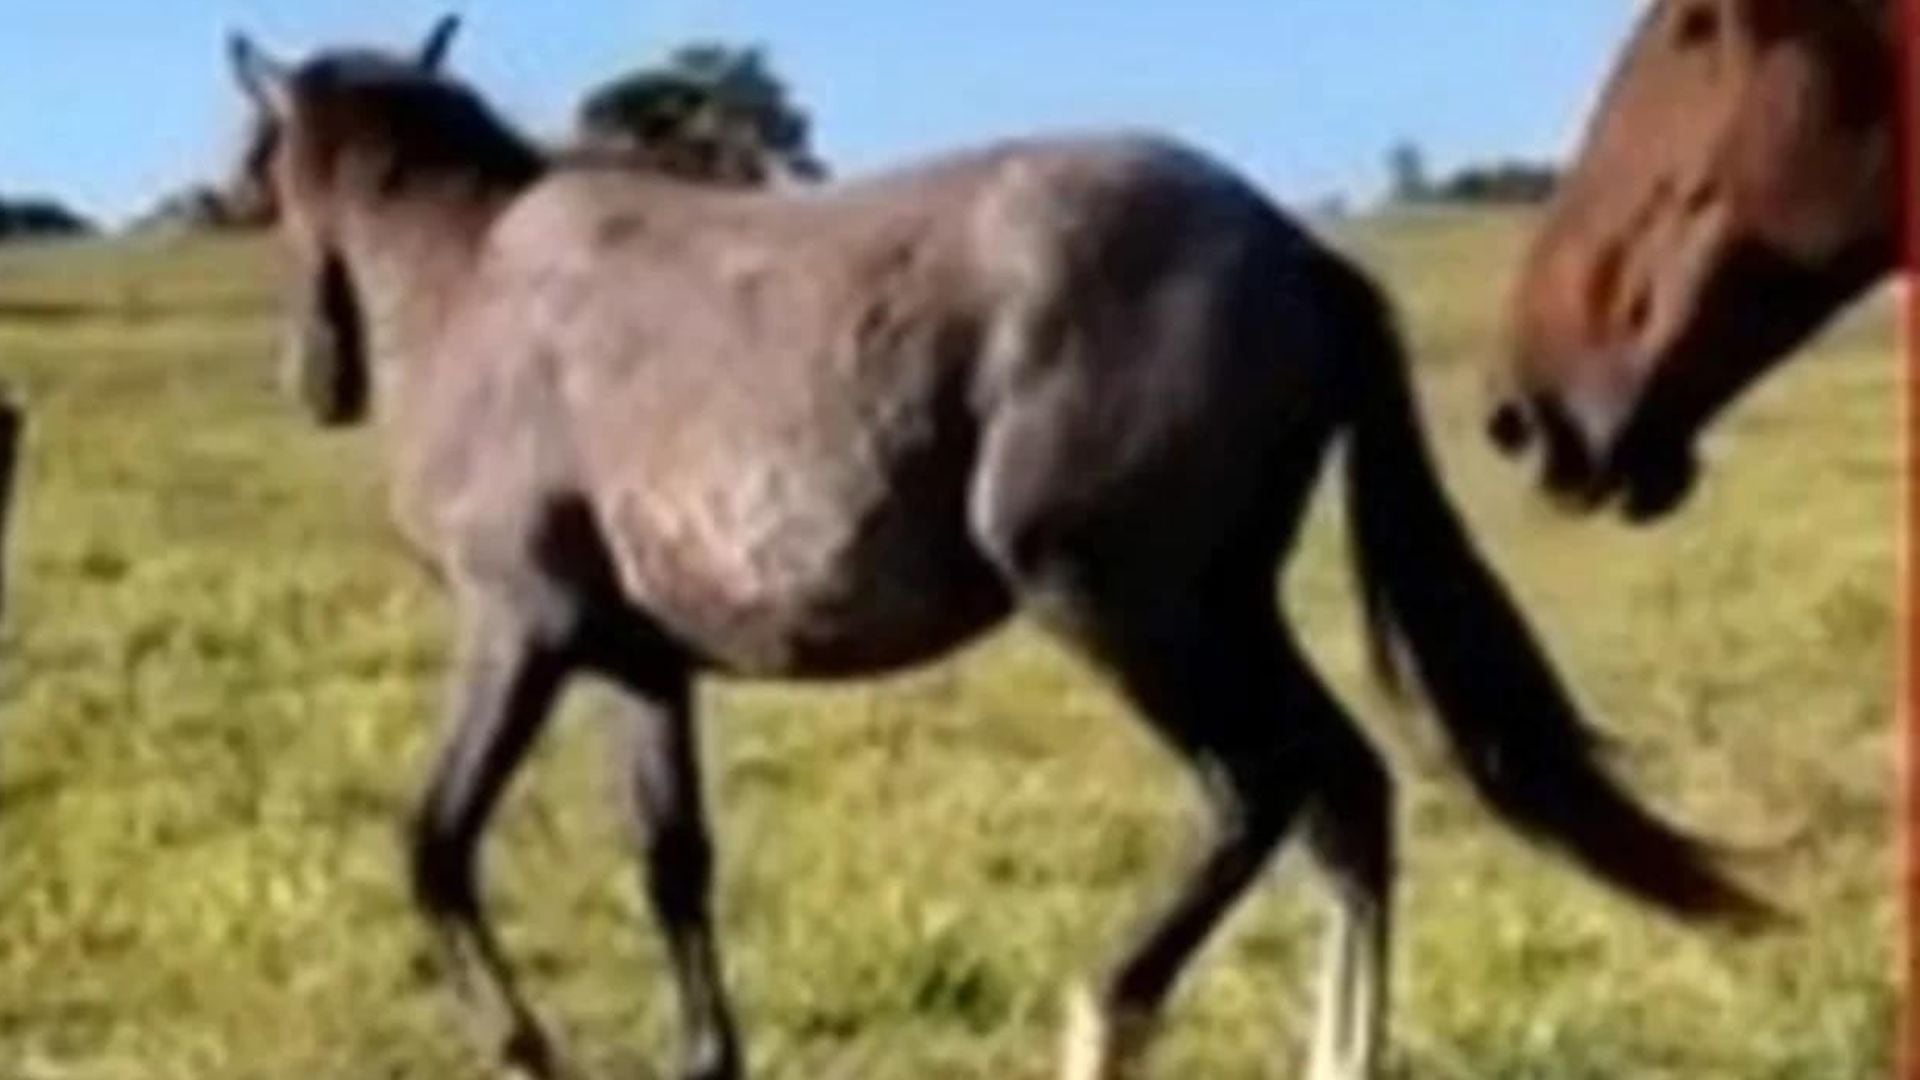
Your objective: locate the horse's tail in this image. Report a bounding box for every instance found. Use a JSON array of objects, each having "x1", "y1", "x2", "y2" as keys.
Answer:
[{"x1": 1328, "y1": 263, "x2": 1771, "y2": 926}]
